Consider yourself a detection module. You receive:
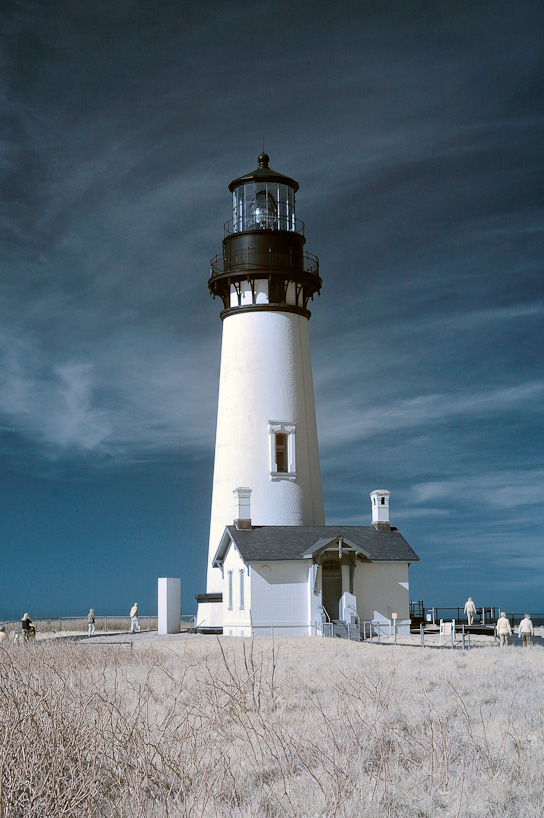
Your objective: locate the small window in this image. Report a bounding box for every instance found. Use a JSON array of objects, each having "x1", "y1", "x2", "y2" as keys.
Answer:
[
  {"x1": 323, "y1": 560, "x2": 340, "y2": 571},
  {"x1": 381, "y1": 497, "x2": 385, "y2": 505},
  {"x1": 228, "y1": 571, "x2": 233, "y2": 611},
  {"x1": 268, "y1": 422, "x2": 296, "y2": 480},
  {"x1": 239, "y1": 569, "x2": 245, "y2": 610},
  {"x1": 275, "y1": 432, "x2": 288, "y2": 473},
  {"x1": 322, "y1": 559, "x2": 341, "y2": 572}
]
